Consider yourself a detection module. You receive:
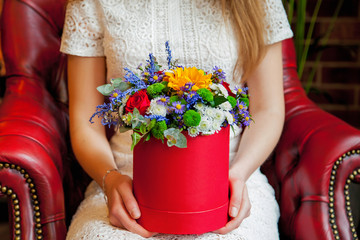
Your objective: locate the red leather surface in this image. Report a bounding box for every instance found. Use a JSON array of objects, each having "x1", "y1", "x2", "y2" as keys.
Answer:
[
  {"x1": 261, "y1": 38, "x2": 360, "y2": 240},
  {"x1": 0, "y1": 0, "x2": 359, "y2": 239},
  {"x1": 0, "y1": 0, "x2": 71, "y2": 239}
]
